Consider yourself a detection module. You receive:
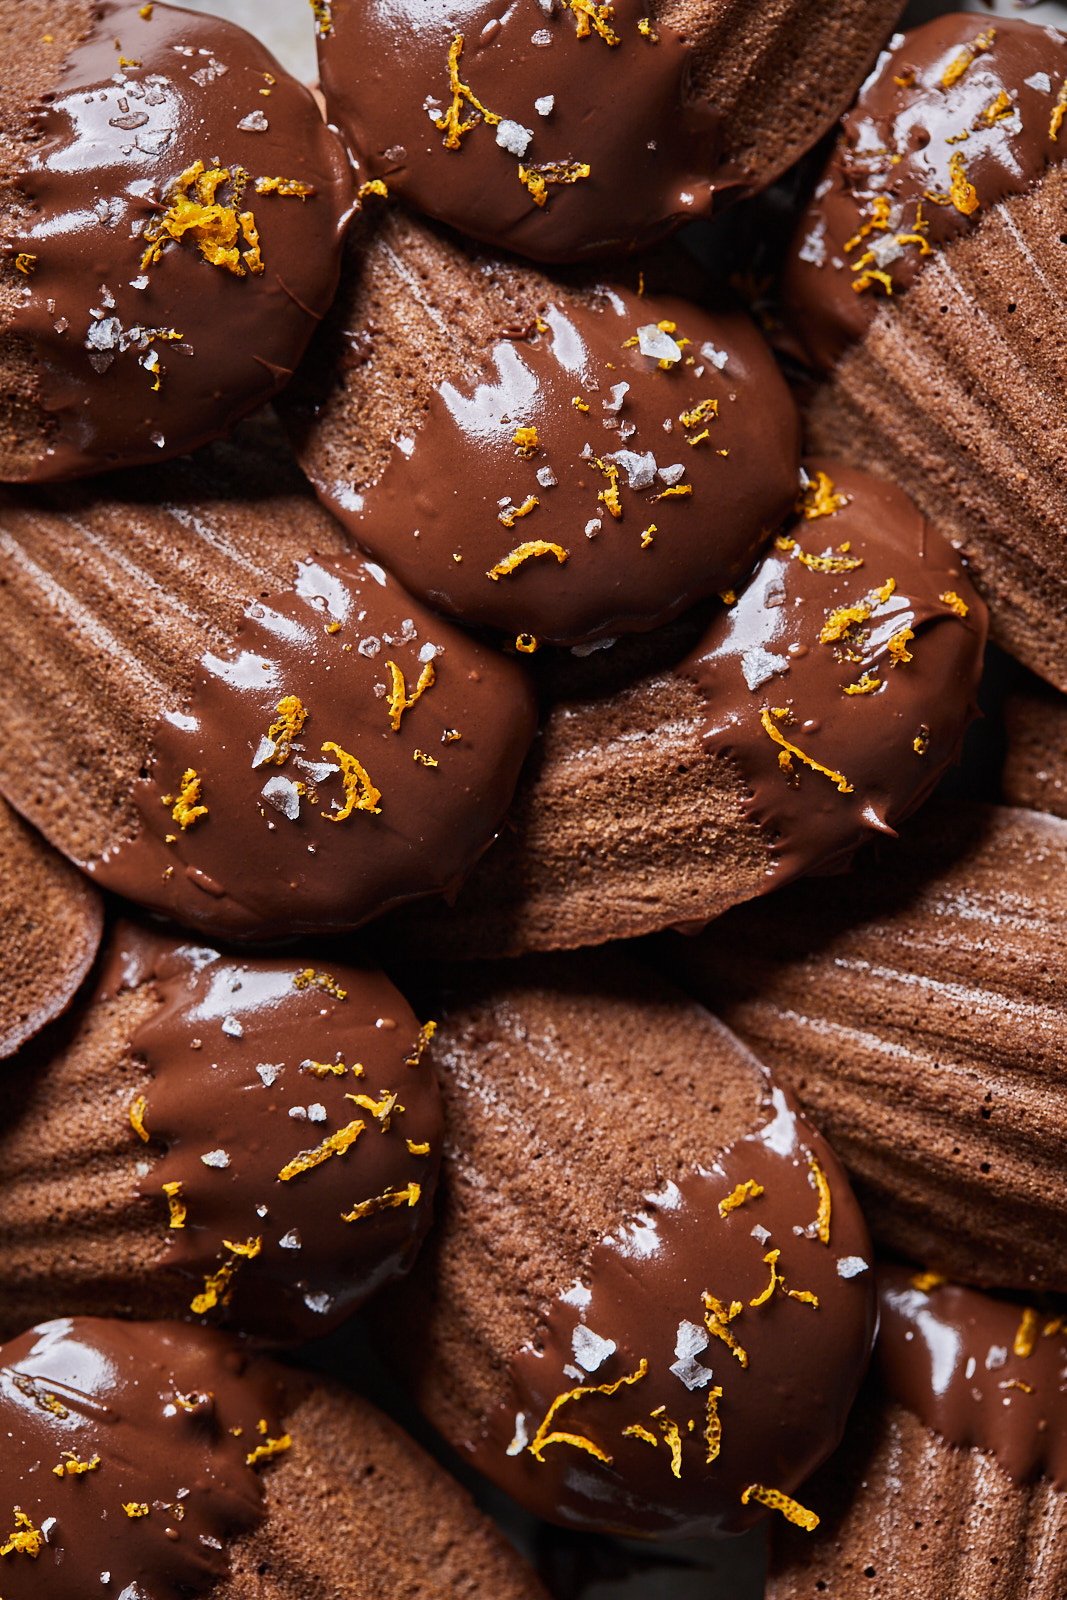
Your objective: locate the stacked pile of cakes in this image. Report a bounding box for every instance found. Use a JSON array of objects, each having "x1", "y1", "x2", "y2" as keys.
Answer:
[{"x1": 0, "y1": 1, "x2": 1064, "y2": 1596}]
